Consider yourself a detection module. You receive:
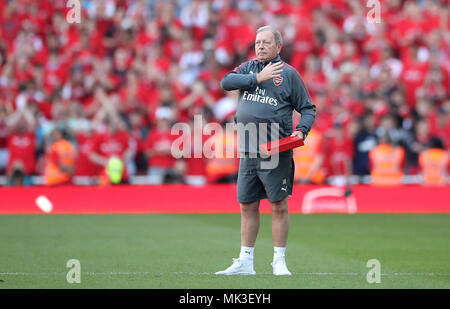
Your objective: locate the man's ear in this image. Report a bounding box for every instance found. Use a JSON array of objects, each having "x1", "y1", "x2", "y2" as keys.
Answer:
[{"x1": 277, "y1": 44, "x2": 282, "y2": 54}]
